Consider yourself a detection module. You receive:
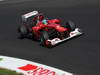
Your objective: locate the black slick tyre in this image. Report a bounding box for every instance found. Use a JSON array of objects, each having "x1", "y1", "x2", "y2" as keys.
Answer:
[
  {"x1": 65, "y1": 20, "x2": 76, "y2": 31},
  {"x1": 18, "y1": 25, "x2": 29, "y2": 39},
  {"x1": 40, "y1": 31, "x2": 51, "y2": 47}
]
